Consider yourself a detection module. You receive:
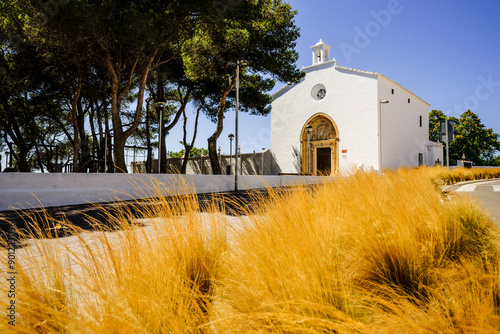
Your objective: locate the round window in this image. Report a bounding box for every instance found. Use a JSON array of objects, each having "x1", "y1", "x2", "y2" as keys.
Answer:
[
  {"x1": 317, "y1": 88, "x2": 326, "y2": 99},
  {"x1": 311, "y1": 84, "x2": 326, "y2": 101}
]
